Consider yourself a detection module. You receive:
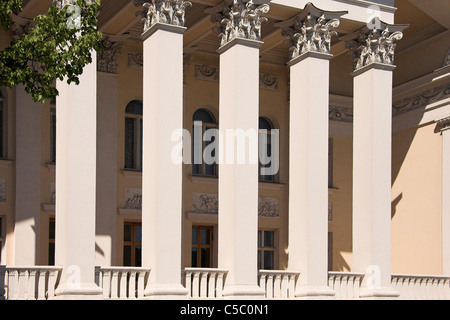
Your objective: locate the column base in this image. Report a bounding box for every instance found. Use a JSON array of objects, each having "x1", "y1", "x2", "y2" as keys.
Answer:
[
  {"x1": 144, "y1": 283, "x2": 189, "y2": 300},
  {"x1": 359, "y1": 286, "x2": 400, "y2": 300},
  {"x1": 53, "y1": 282, "x2": 103, "y2": 300},
  {"x1": 222, "y1": 285, "x2": 266, "y2": 300},
  {"x1": 295, "y1": 285, "x2": 336, "y2": 300}
]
